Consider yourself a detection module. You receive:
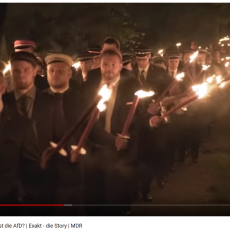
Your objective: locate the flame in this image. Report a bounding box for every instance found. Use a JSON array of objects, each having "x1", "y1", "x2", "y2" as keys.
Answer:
[
  {"x1": 216, "y1": 75, "x2": 222, "y2": 84},
  {"x1": 198, "y1": 46, "x2": 201, "y2": 49},
  {"x1": 175, "y1": 72, "x2": 185, "y2": 81},
  {"x1": 206, "y1": 75, "x2": 215, "y2": 84},
  {"x1": 189, "y1": 51, "x2": 198, "y2": 63},
  {"x1": 228, "y1": 44, "x2": 230, "y2": 46},
  {"x1": 225, "y1": 62, "x2": 229, "y2": 67},
  {"x1": 3, "y1": 63, "x2": 11, "y2": 74},
  {"x1": 97, "y1": 84, "x2": 112, "y2": 112},
  {"x1": 202, "y1": 65, "x2": 210, "y2": 71},
  {"x1": 226, "y1": 57, "x2": 230, "y2": 60},
  {"x1": 192, "y1": 83, "x2": 208, "y2": 99},
  {"x1": 72, "y1": 62, "x2": 80, "y2": 69},
  {"x1": 176, "y1": 43, "x2": 181, "y2": 47},
  {"x1": 219, "y1": 36, "x2": 229, "y2": 42},
  {"x1": 221, "y1": 44, "x2": 224, "y2": 47},
  {"x1": 221, "y1": 58, "x2": 225, "y2": 61},
  {"x1": 158, "y1": 49, "x2": 164, "y2": 56},
  {"x1": 135, "y1": 90, "x2": 154, "y2": 98},
  {"x1": 220, "y1": 82, "x2": 226, "y2": 88},
  {"x1": 206, "y1": 47, "x2": 208, "y2": 49}
]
